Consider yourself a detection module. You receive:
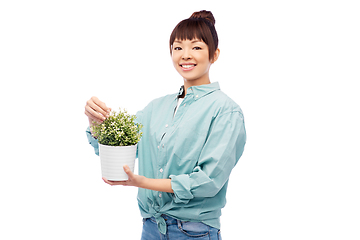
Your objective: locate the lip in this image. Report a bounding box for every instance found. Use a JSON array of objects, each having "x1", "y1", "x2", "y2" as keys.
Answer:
[{"x1": 179, "y1": 63, "x2": 197, "y2": 71}]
